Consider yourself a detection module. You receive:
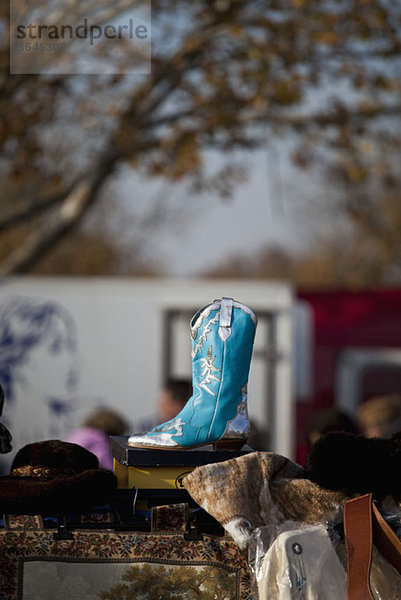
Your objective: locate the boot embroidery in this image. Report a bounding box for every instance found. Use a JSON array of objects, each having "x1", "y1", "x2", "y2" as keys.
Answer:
[
  {"x1": 199, "y1": 346, "x2": 221, "y2": 396},
  {"x1": 149, "y1": 417, "x2": 185, "y2": 437},
  {"x1": 191, "y1": 313, "x2": 220, "y2": 359}
]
